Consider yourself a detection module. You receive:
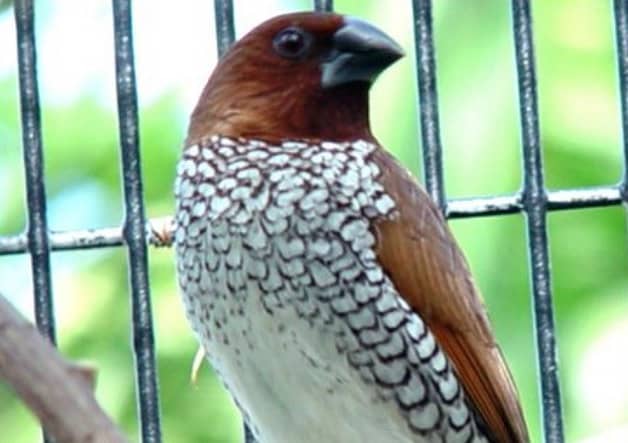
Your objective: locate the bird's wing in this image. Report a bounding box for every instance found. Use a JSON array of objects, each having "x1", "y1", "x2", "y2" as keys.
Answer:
[{"x1": 371, "y1": 148, "x2": 529, "y2": 443}]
